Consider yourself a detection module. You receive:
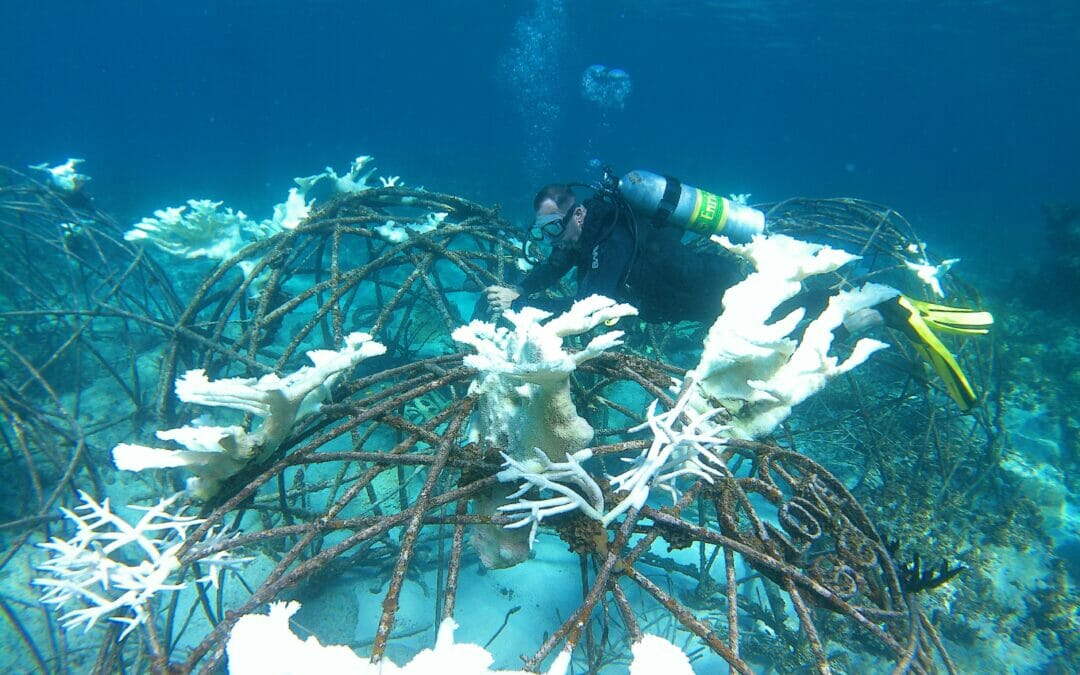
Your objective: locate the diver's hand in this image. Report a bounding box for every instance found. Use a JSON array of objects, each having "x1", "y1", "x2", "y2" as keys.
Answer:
[{"x1": 485, "y1": 286, "x2": 520, "y2": 317}]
